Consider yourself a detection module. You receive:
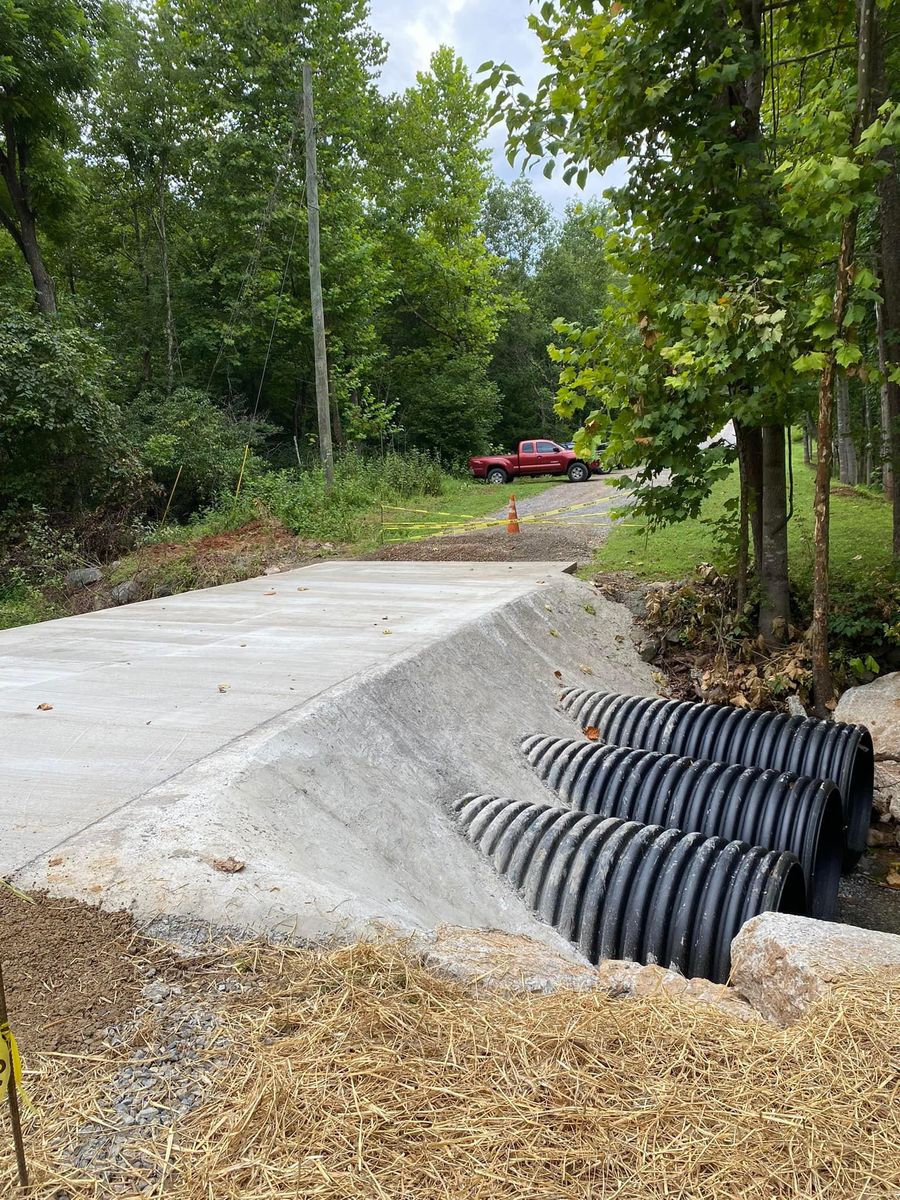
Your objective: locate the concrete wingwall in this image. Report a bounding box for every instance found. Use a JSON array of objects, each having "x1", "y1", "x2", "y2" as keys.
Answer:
[{"x1": 19, "y1": 575, "x2": 656, "y2": 954}]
